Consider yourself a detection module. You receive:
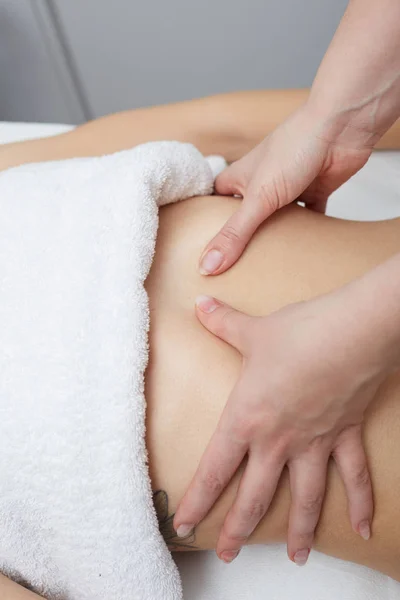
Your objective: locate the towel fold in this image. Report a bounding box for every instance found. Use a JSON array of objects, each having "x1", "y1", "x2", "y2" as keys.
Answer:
[{"x1": 0, "y1": 142, "x2": 225, "y2": 600}]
